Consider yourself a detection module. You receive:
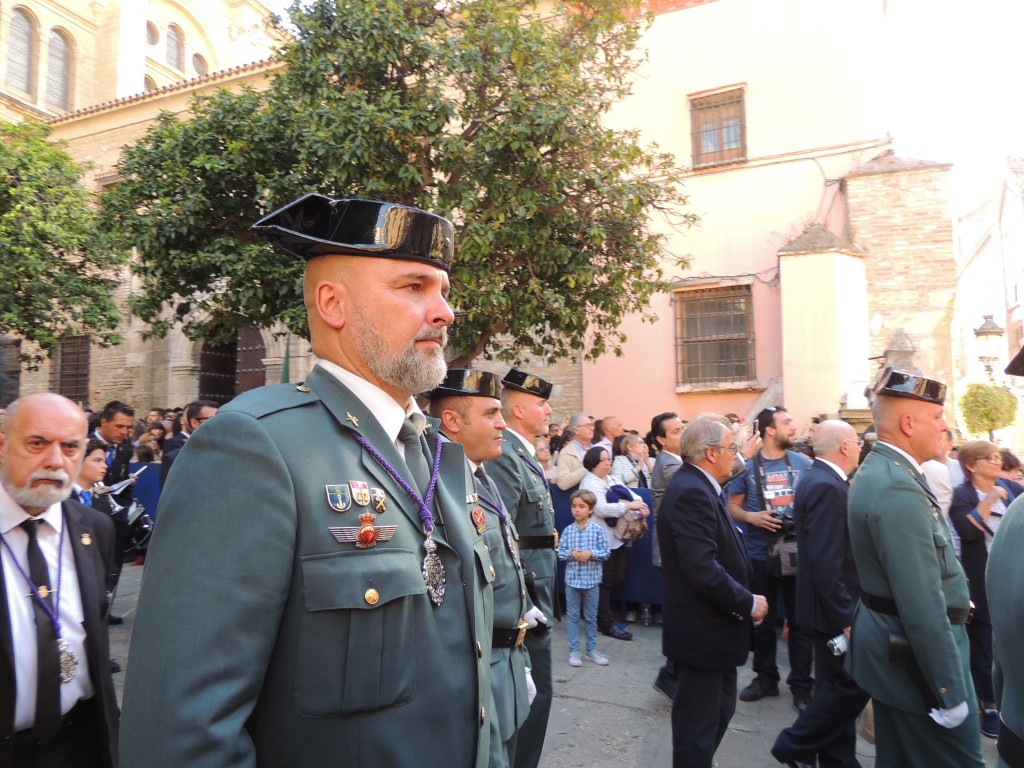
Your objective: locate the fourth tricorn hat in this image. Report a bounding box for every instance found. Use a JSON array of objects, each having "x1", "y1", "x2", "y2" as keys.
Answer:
[
  {"x1": 251, "y1": 193, "x2": 454, "y2": 271},
  {"x1": 1006, "y1": 344, "x2": 1024, "y2": 377},
  {"x1": 870, "y1": 366, "x2": 946, "y2": 405},
  {"x1": 426, "y1": 369, "x2": 503, "y2": 400}
]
